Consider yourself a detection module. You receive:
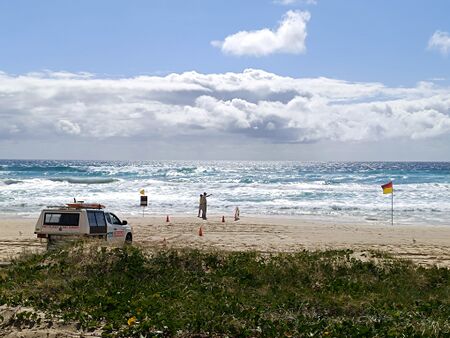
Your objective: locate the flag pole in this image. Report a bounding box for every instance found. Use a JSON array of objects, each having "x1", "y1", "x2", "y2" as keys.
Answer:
[
  {"x1": 381, "y1": 181, "x2": 394, "y2": 225},
  {"x1": 391, "y1": 185, "x2": 394, "y2": 226}
]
